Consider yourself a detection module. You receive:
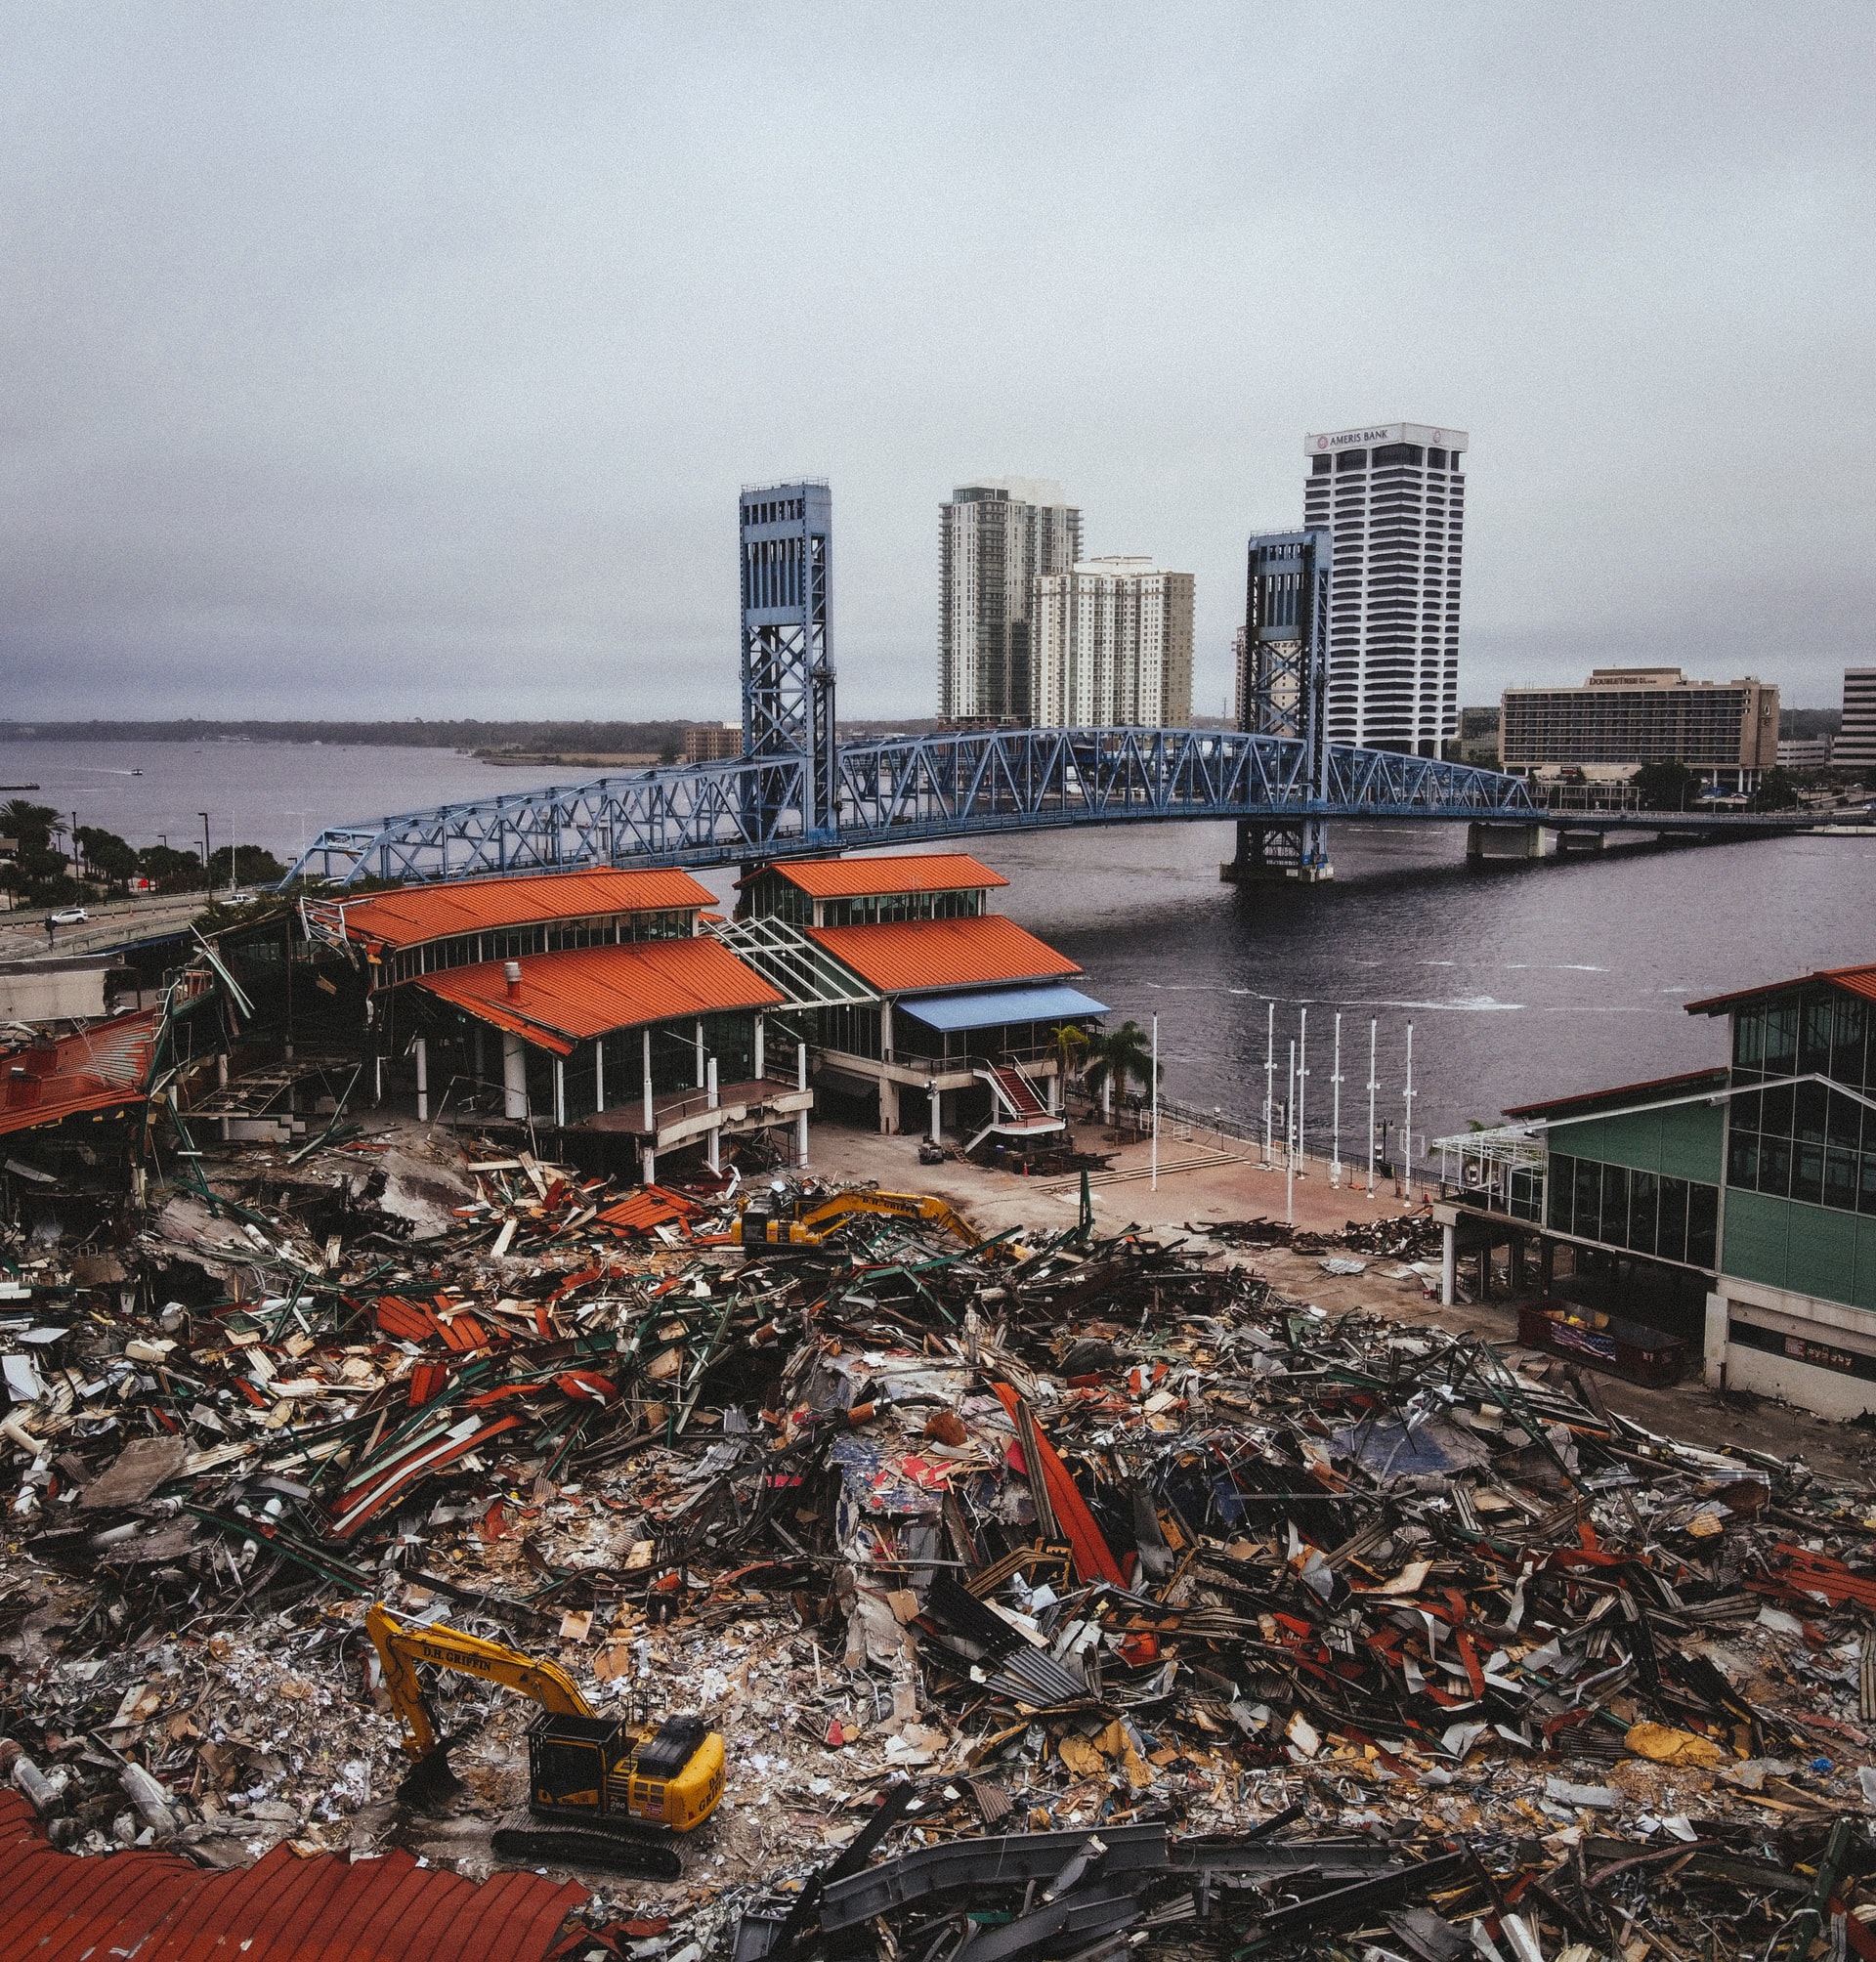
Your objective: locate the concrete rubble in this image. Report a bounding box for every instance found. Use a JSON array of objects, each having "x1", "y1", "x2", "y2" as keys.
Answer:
[{"x1": 8, "y1": 1122, "x2": 1876, "y2": 1959}]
